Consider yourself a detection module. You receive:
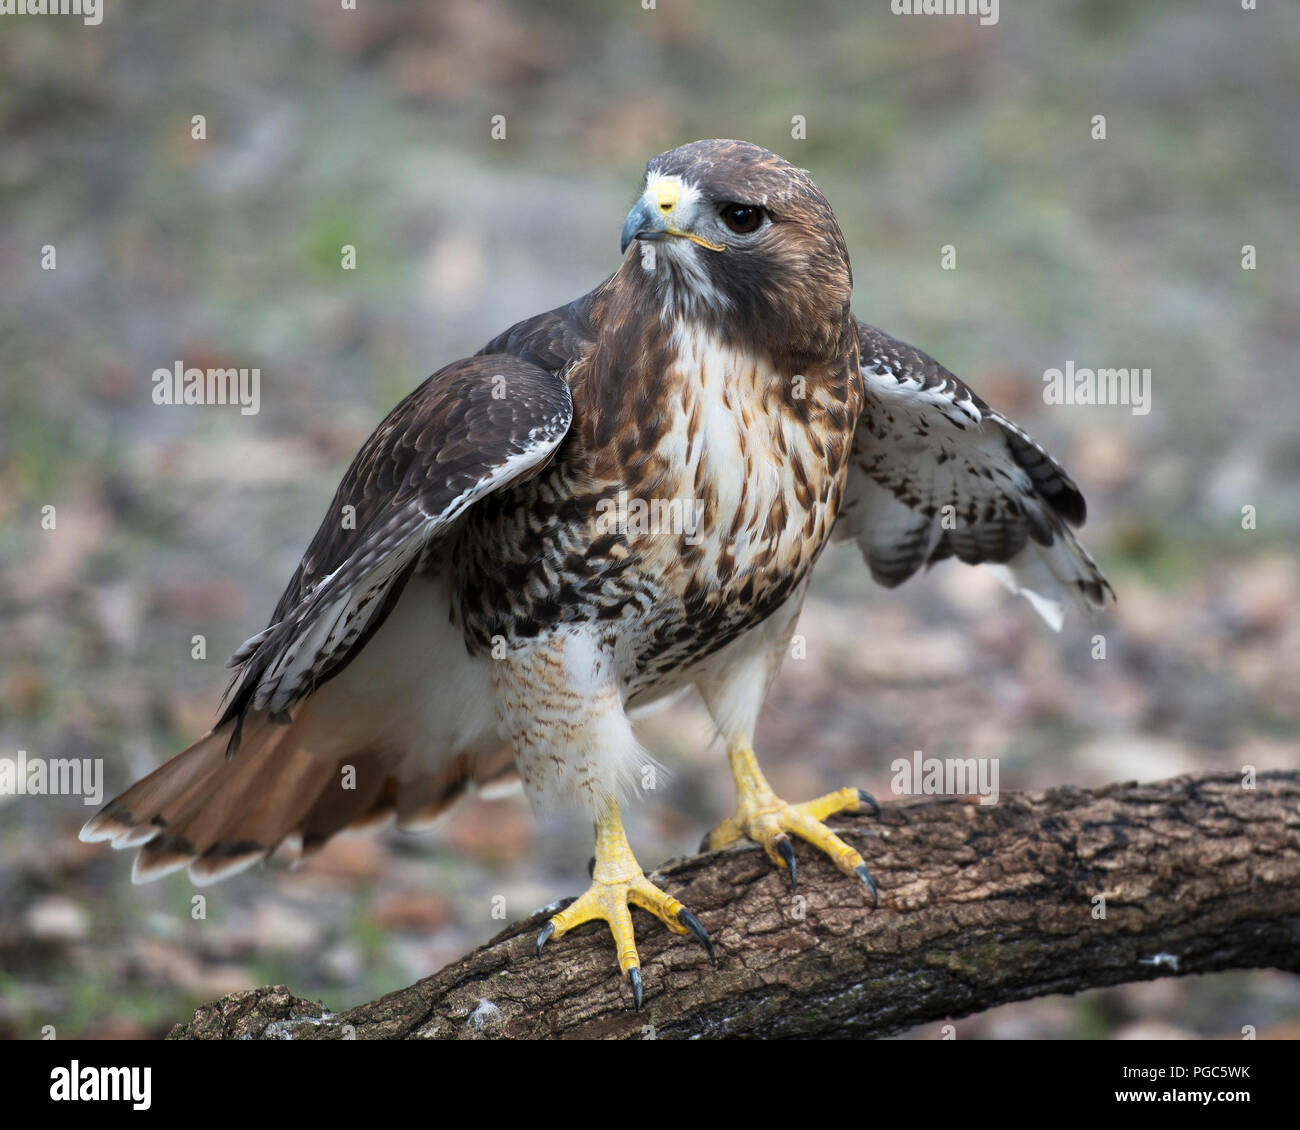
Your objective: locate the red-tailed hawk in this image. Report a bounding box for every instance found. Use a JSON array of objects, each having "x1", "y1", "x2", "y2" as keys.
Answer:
[{"x1": 83, "y1": 140, "x2": 1111, "y2": 1008}]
